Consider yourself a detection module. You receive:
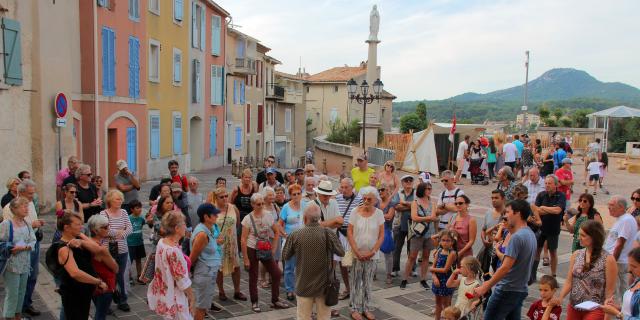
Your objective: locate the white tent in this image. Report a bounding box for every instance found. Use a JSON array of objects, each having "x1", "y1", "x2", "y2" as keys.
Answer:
[
  {"x1": 402, "y1": 125, "x2": 439, "y2": 175},
  {"x1": 587, "y1": 106, "x2": 640, "y2": 151}
]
